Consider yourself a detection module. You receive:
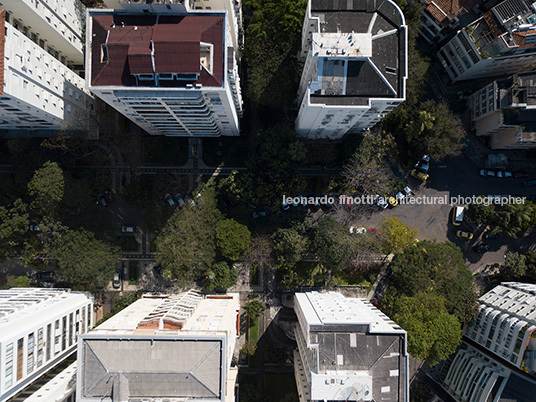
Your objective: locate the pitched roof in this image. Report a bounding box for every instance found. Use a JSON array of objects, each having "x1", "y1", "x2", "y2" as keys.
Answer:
[
  {"x1": 90, "y1": 13, "x2": 224, "y2": 87},
  {"x1": 424, "y1": 0, "x2": 478, "y2": 25}
]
